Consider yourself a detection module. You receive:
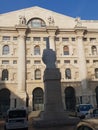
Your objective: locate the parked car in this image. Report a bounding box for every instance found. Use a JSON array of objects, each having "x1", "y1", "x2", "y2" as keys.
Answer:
[
  {"x1": 75, "y1": 104, "x2": 93, "y2": 119},
  {"x1": 86, "y1": 108, "x2": 98, "y2": 118},
  {"x1": 4, "y1": 108, "x2": 28, "y2": 130},
  {"x1": 92, "y1": 108, "x2": 98, "y2": 117},
  {"x1": 75, "y1": 118, "x2": 98, "y2": 130}
]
